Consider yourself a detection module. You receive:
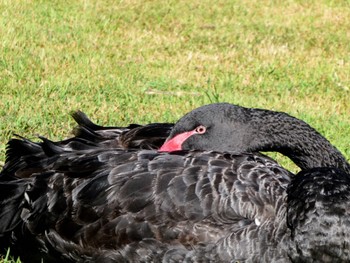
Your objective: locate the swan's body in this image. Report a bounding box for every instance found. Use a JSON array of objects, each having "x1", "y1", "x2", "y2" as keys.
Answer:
[
  {"x1": 1, "y1": 150, "x2": 292, "y2": 262},
  {"x1": 0, "y1": 103, "x2": 349, "y2": 262}
]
